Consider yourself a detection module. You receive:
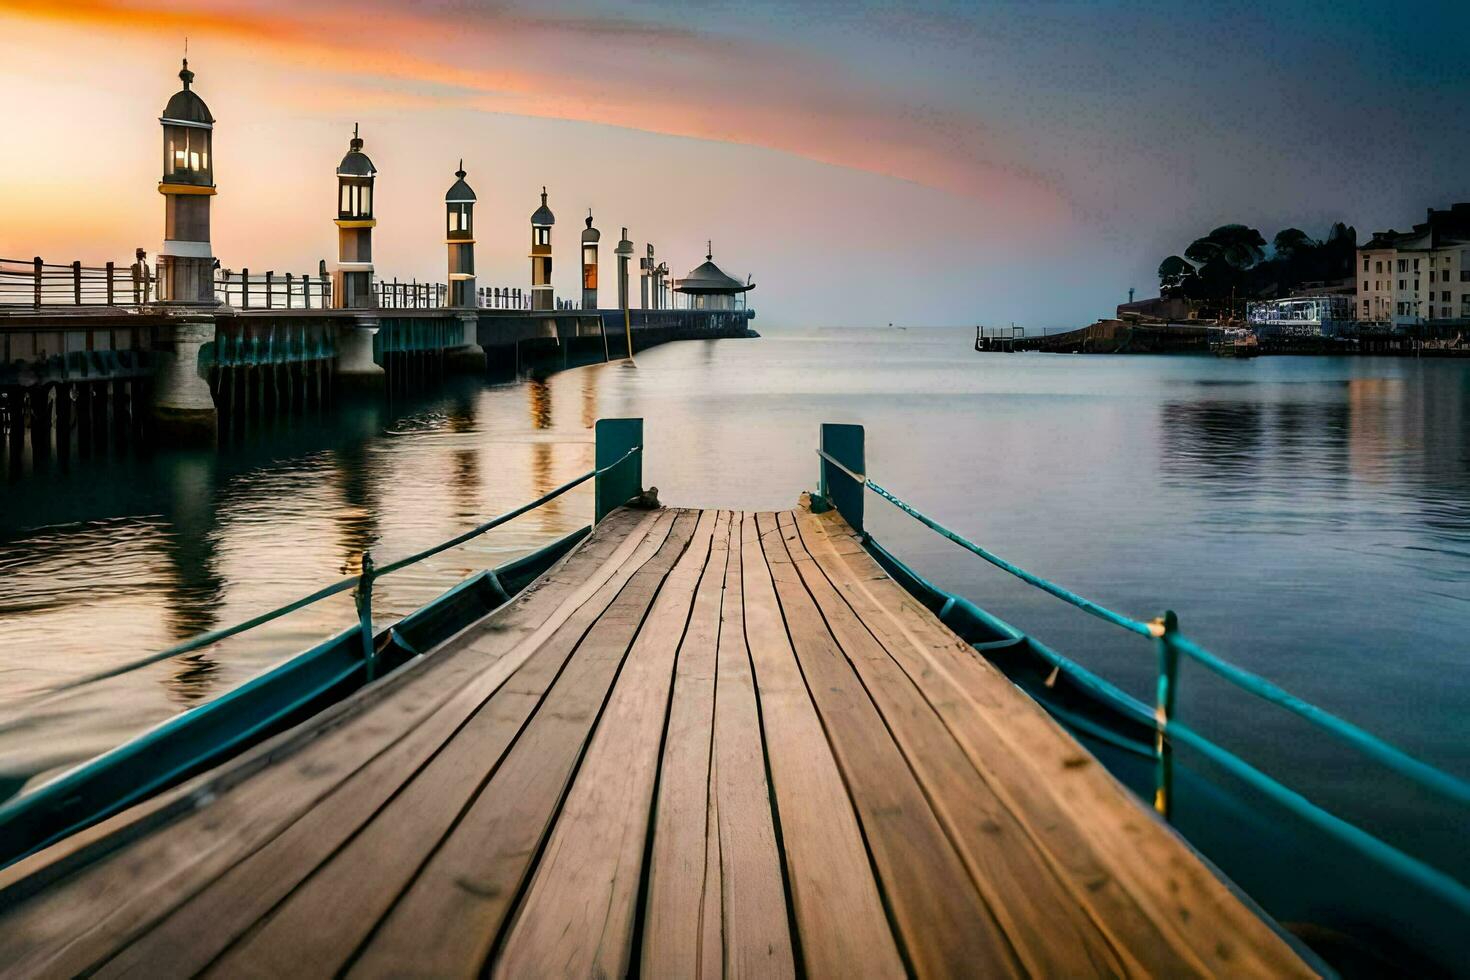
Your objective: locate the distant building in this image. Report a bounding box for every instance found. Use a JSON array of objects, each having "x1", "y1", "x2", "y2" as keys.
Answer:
[
  {"x1": 674, "y1": 244, "x2": 753, "y2": 311},
  {"x1": 1116, "y1": 296, "x2": 1190, "y2": 322},
  {"x1": 1246, "y1": 296, "x2": 1357, "y2": 338},
  {"x1": 1357, "y1": 203, "x2": 1470, "y2": 325}
]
